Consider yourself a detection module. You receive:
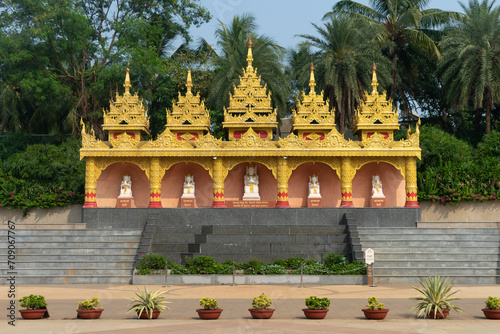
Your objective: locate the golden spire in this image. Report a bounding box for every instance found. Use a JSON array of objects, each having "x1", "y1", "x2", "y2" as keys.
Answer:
[
  {"x1": 246, "y1": 28, "x2": 254, "y2": 70},
  {"x1": 371, "y1": 61, "x2": 378, "y2": 94},
  {"x1": 309, "y1": 57, "x2": 316, "y2": 93},
  {"x1": 124, "y1": 67, "x2": 131, "y2": 96},
  {"x1": 186, "y1": 69, "x2": 193, "y2": 95}
]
